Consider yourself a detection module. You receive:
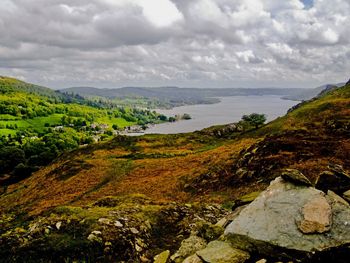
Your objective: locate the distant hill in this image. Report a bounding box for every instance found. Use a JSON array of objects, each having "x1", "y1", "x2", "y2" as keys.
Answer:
[
  {"x1": 0, "y1": 76, "x2": 64, "y2": 99},
  {"x1": 61, "y1": 86, "x2": 309, "y2": 108},
  {"x1": 282, "y1": 82, "x2": 345, "y2": 101}
]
